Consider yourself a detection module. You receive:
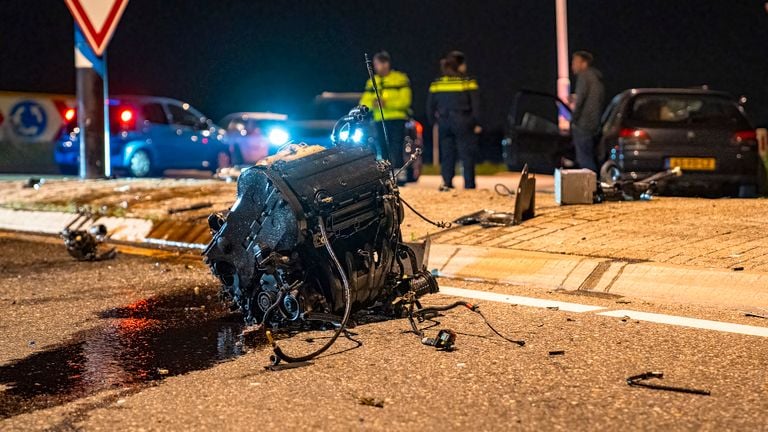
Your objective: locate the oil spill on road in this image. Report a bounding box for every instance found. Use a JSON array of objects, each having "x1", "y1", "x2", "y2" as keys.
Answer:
[{"x1": 0, "y1": 290, "x2": 253, "y2": 419}]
